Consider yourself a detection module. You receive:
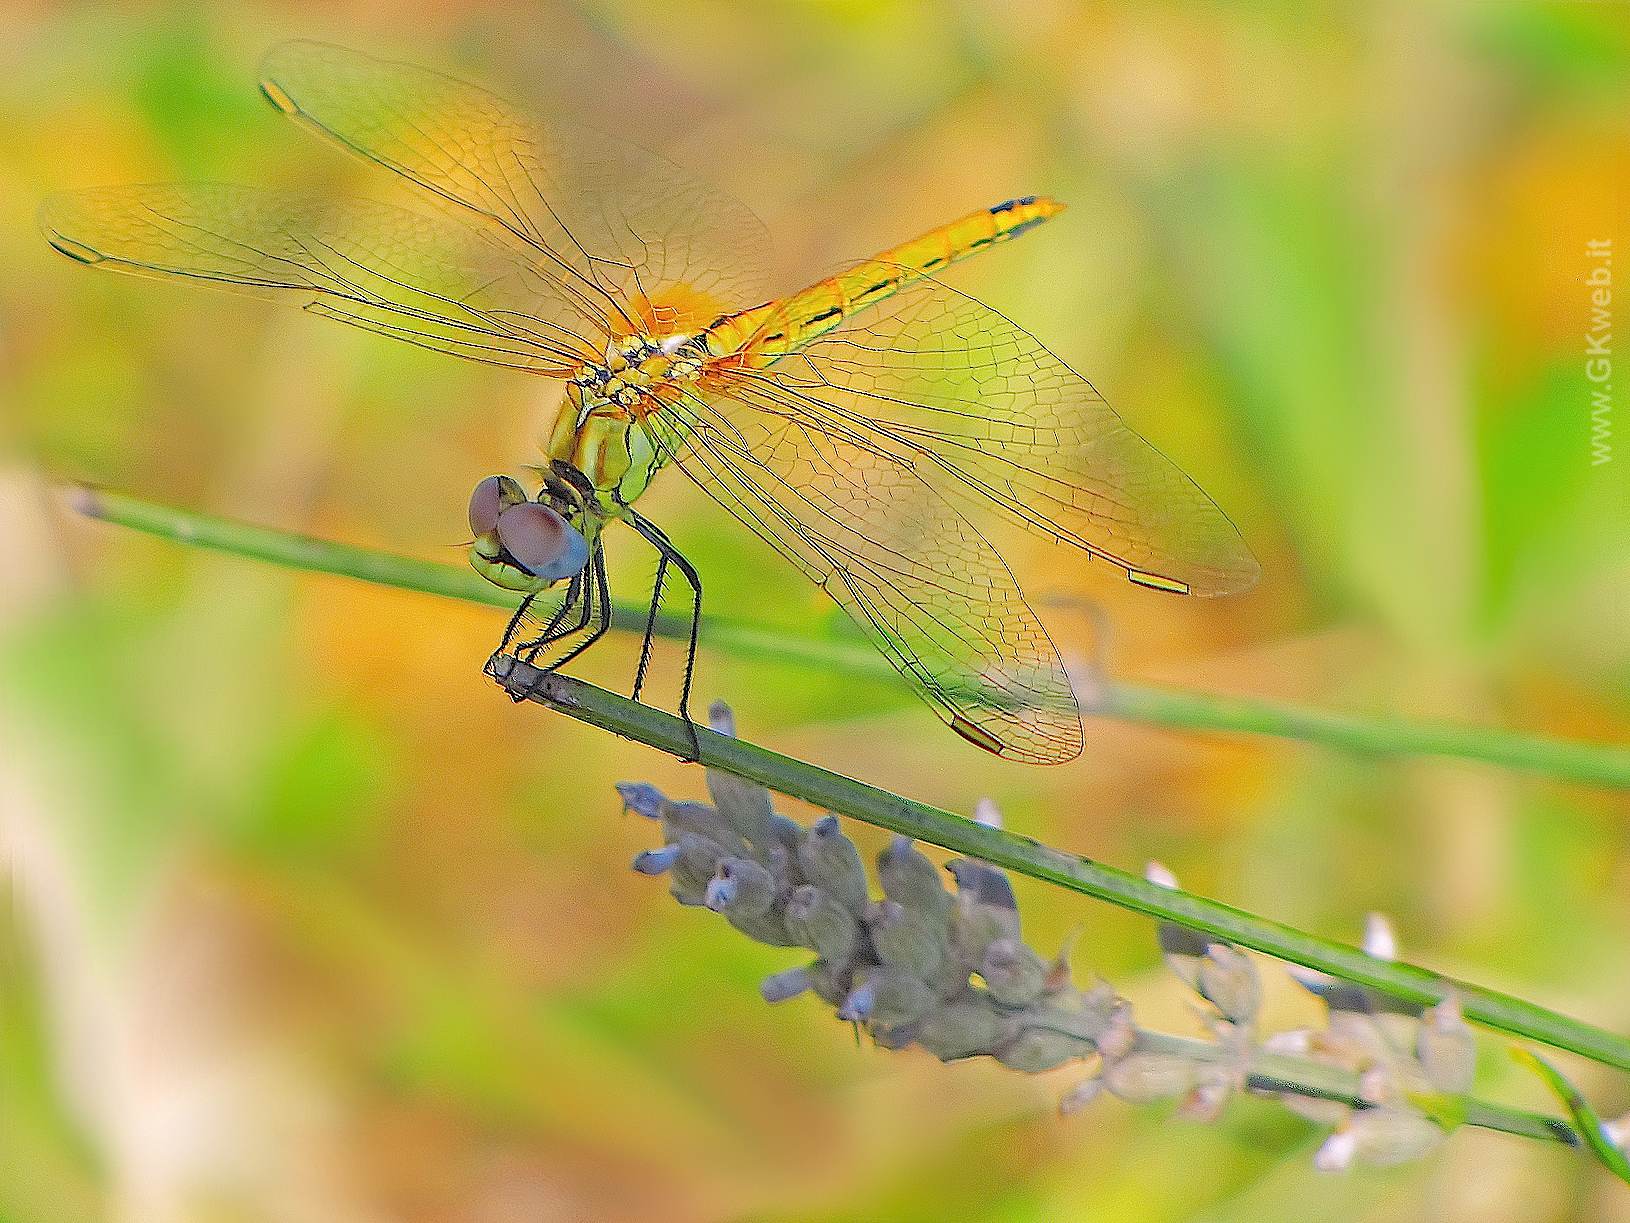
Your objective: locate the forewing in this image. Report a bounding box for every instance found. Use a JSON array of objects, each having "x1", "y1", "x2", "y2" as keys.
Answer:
[
  {"x1": 40, "y1": 183, "x2": 599, "y2": 373},
  {"x1": 744, "y1": 273, "x2": 1259, "y2": 596},
  {"x1": 648, "y1": 378, "x2": 1083, "y2": 765},
  {"x1": 259, "y1": 40, "x2": 772, "y2": 336}
]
